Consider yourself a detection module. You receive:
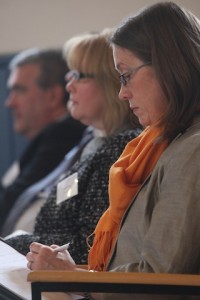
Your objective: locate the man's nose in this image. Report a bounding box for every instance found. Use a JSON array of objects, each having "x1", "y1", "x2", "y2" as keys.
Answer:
[{"x1": 5, "y1": 93, "x2": 15, "y2": 107}]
